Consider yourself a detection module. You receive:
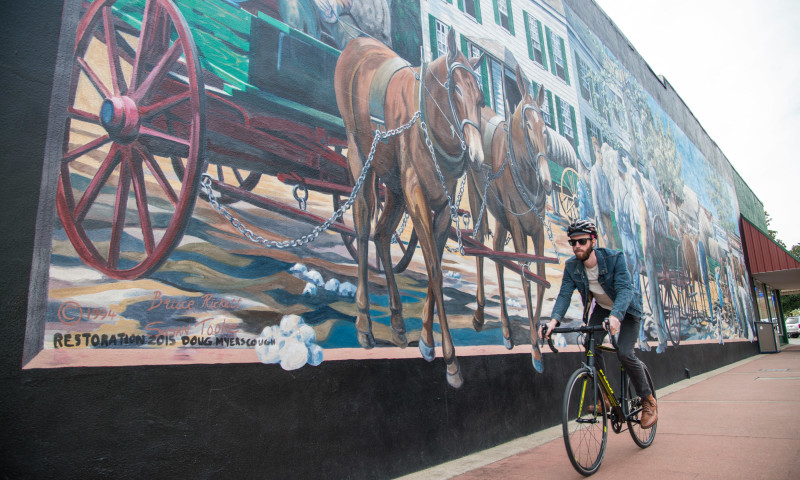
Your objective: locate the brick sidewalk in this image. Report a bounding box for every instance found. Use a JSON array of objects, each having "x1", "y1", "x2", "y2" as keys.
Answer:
[{"x1": 400, "y1": 345, "x2": 800, "y2": 479}]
